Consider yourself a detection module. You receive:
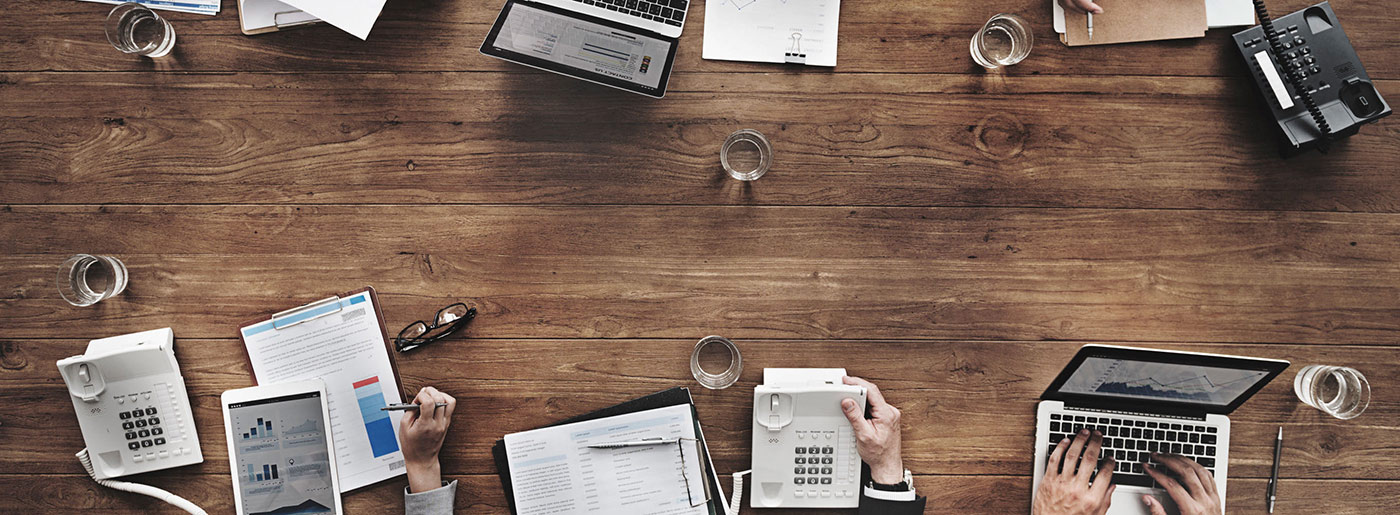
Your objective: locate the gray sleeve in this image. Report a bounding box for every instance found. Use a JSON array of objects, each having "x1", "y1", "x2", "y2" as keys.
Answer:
[{"x1": 404, "y1": 480, "x2": 458, "y2": 515}]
